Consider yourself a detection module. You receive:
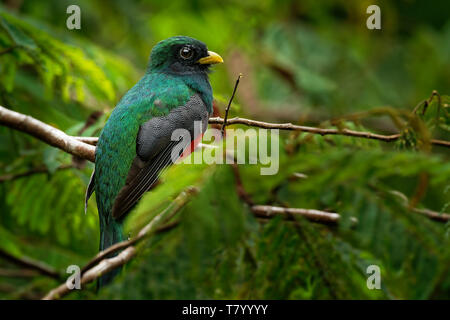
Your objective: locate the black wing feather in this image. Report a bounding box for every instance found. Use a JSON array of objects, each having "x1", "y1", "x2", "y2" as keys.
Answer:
[
  {"x1": 85, "y1": 169, "x2": 95, "y2": 214},
  {"x1": 111, "y1": 94, "x2": 208, "y2": 220},
  {"x1": 111, "y1": 139, "x2": 182, "y2": 218}
]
